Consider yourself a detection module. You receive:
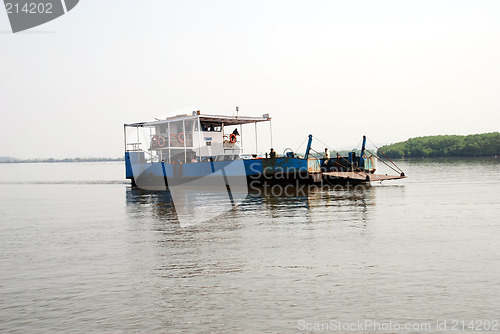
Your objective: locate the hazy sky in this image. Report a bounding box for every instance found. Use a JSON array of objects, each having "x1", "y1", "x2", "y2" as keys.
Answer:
[{"x1": 1, "y1": 0, "x2": 499, "y2": 158}]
